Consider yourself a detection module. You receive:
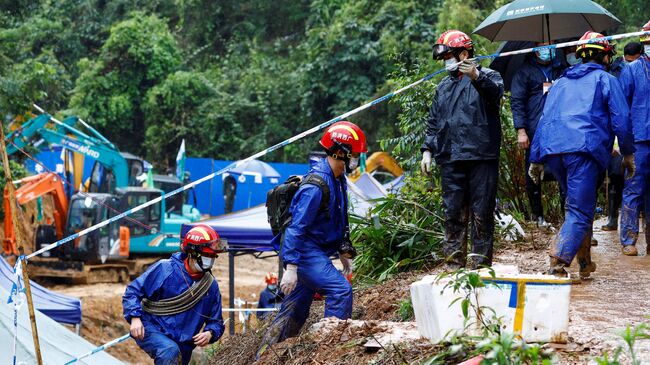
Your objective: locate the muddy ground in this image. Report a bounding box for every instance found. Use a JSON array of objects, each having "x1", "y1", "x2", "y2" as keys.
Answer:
[
  {"x1": 49, "y1": 253, "x2": 280, "y2": 364},
  {"x1": 209, "y1": 218, "x2": 650, "y2": 365},
  {"x1": 12, "y1": 215, "x2": 650, "y2": 364}
]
